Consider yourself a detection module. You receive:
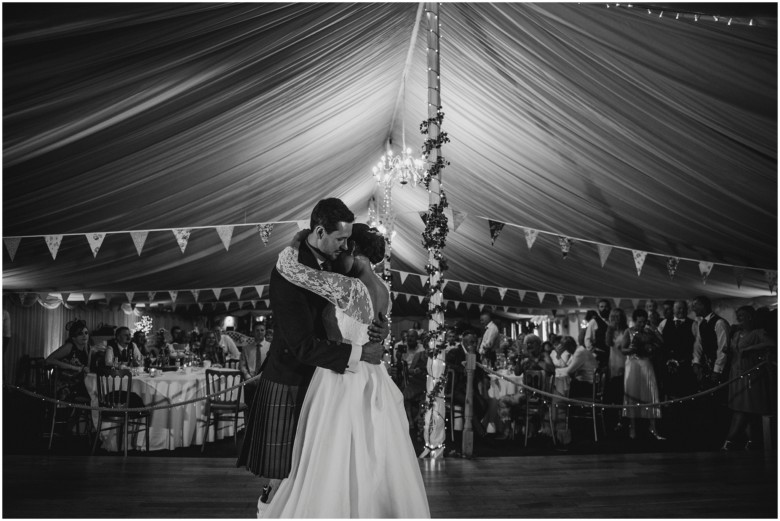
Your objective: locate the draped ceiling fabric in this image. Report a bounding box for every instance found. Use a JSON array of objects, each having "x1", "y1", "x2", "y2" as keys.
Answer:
[{"x1": 3, "y1": 3, "x2": 777, "y2": 316}]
